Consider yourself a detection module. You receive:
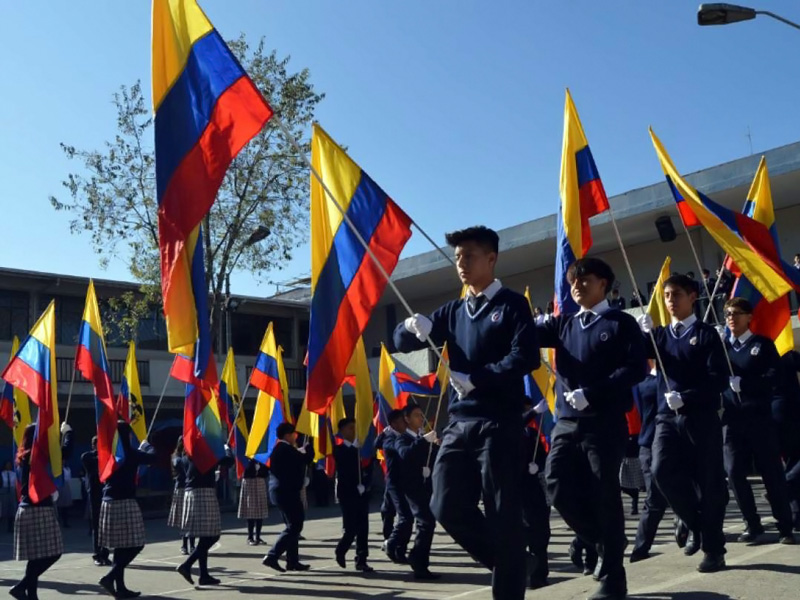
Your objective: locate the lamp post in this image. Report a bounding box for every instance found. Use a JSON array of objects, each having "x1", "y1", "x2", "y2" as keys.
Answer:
[{"x1": 697, "y1": 3, "x2": 800, "y2": 31}]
